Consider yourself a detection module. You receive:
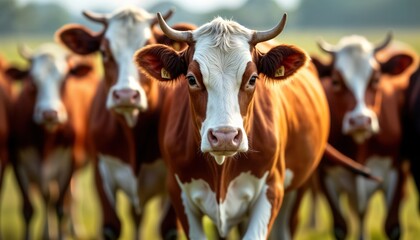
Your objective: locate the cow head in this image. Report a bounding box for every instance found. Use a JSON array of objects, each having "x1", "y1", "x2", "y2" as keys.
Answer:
[
  {"x1": 135, "y1": 13, "x2": 307, "y2": 164},
  {"x1": 6, "y1": 43, "x2": 93, "y2": 131},
  {"x1": 57, "y1": 6, "x2": 191, "y2": 127},
  {"x1": 315, "y1": 34, "x2": 413, "y2": 144}
]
